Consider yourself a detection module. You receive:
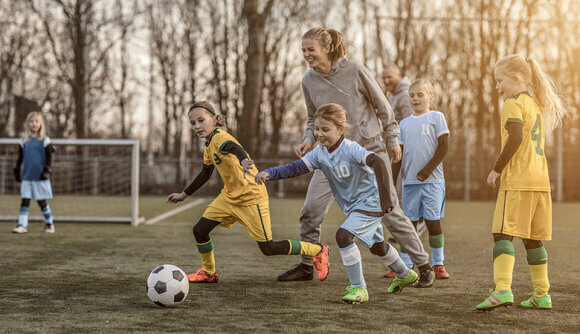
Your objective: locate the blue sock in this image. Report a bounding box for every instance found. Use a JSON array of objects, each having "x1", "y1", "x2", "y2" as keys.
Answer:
[
  {"x1": 378, "y1": 243, "x2": 409, "y2": 278},
  {"x1": 340, "y1": 243, "x2": 366, "y2": 289},
  {"x1": 18, "y1": 206, "x2": 29, "y2": 228},
  {"x1": 431, "y1": 247, "x2": 444, "y2": 266},
  {"x1": 42, "y1": 205, "x2": 53, "y2": 225},
  {"x1": 400, "y1": 251, "x2": 414, "y2": 269}
]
